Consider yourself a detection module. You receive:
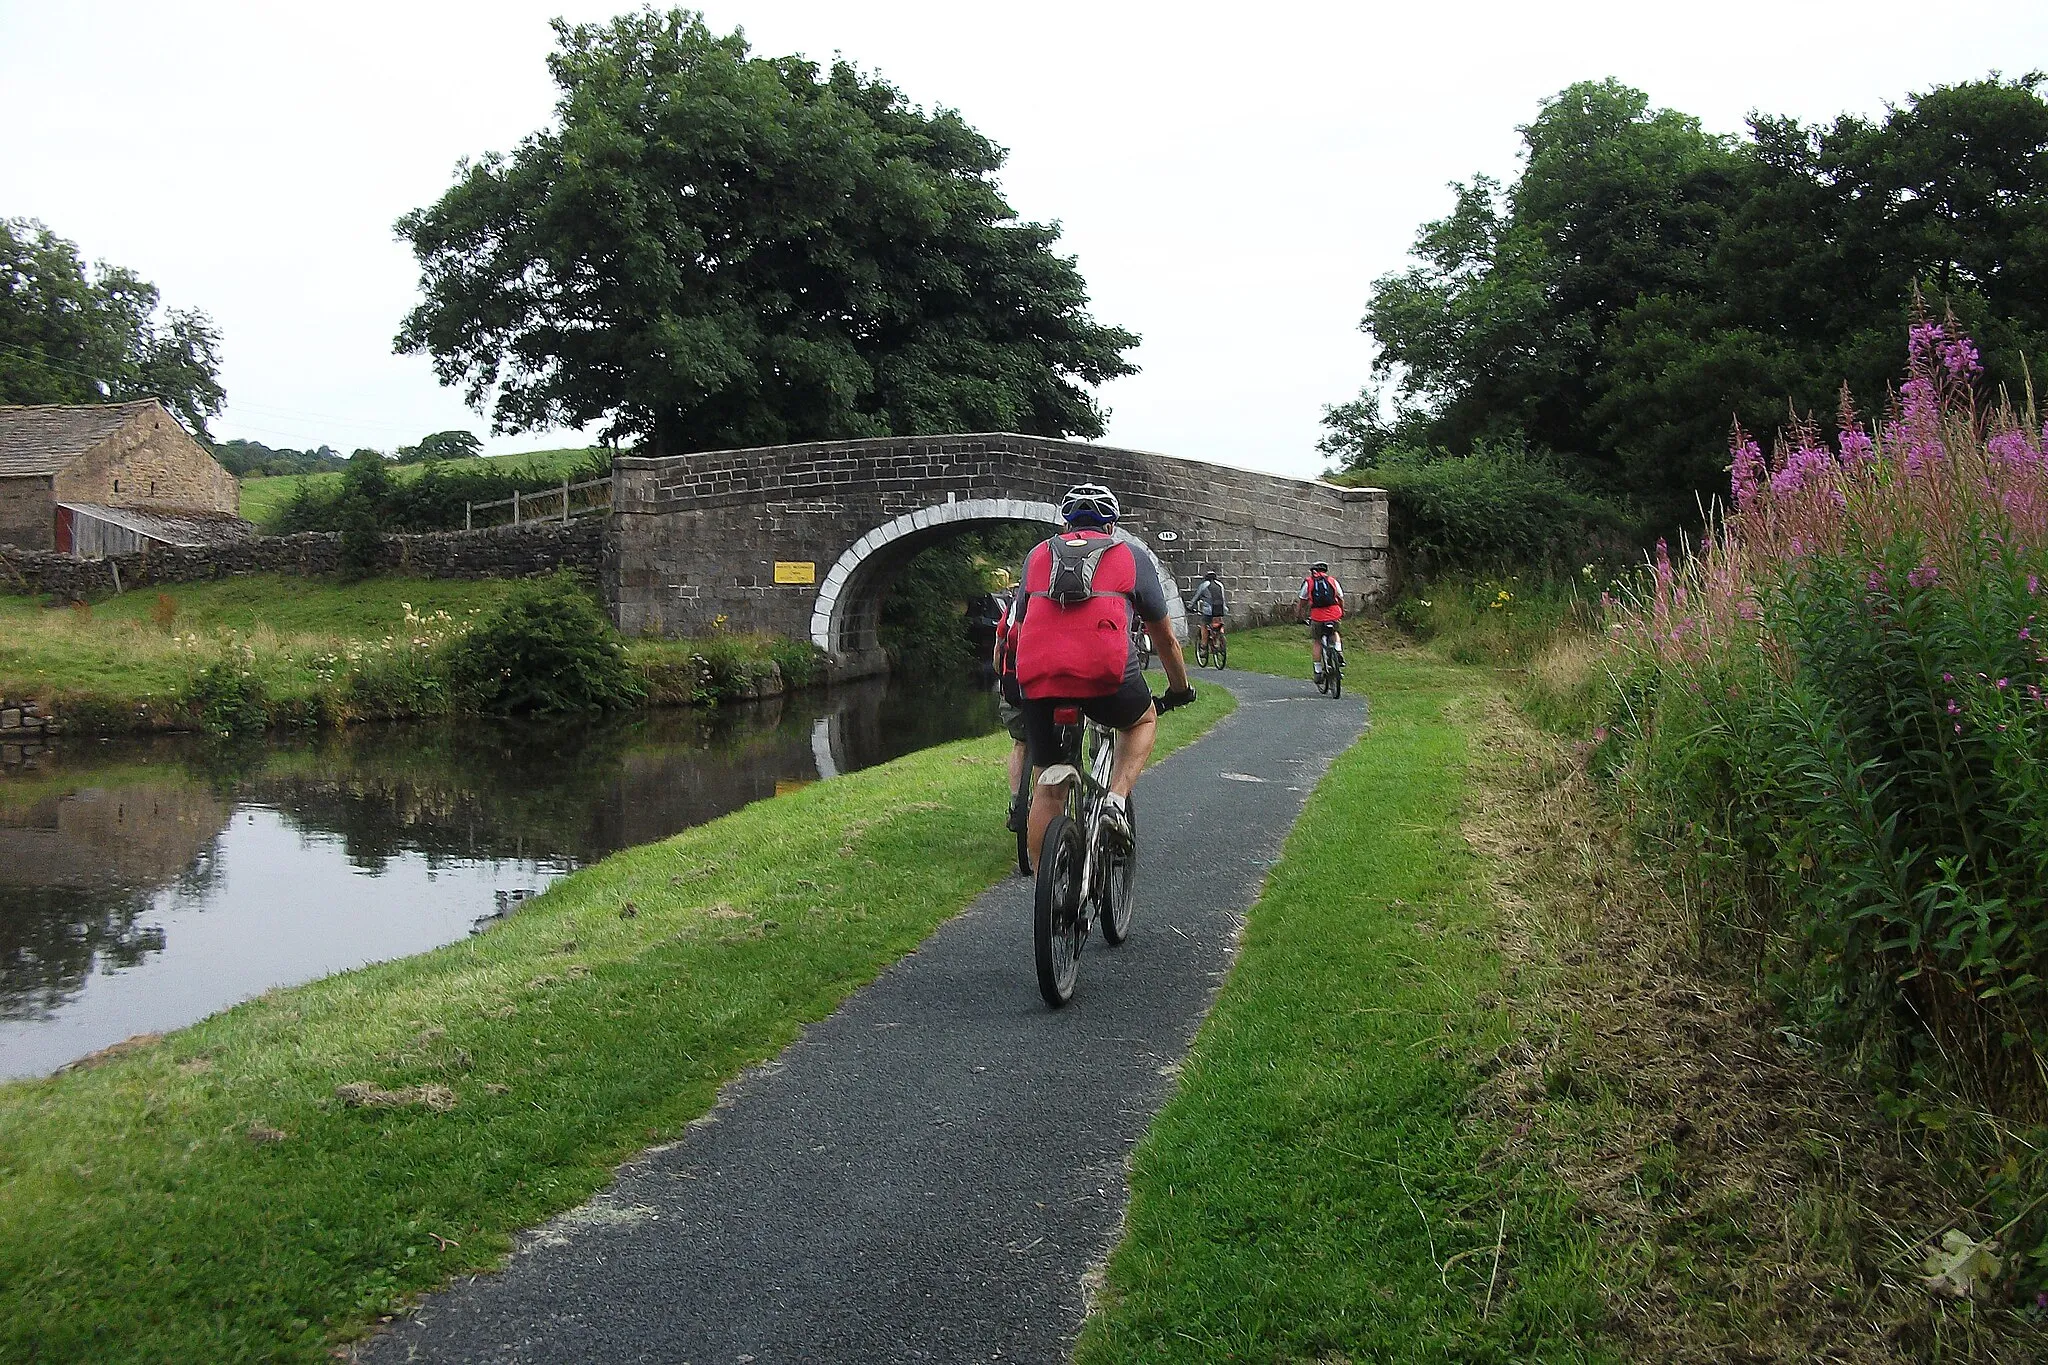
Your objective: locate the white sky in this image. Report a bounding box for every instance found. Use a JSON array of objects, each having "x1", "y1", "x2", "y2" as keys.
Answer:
[{"x1": 3, "y1": 1, "x2": 2044, "y2": 479}]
